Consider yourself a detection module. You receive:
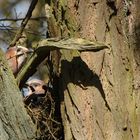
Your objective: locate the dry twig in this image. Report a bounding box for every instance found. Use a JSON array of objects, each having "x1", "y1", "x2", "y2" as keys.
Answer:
[{"x1": 9, "y1": 0, "x2": 38, "y2": 47}]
